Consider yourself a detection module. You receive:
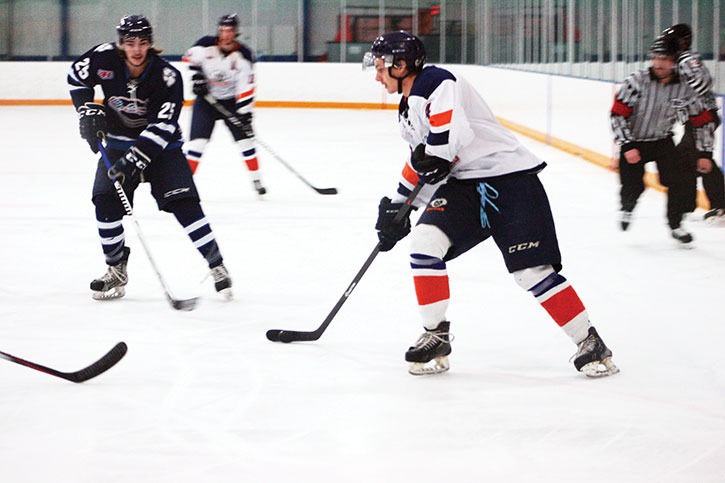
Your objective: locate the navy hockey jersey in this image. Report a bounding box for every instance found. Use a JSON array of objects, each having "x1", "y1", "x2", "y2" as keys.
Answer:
[{"x1": 67, "y1": 42, "x2": 184, "y2": 159}]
